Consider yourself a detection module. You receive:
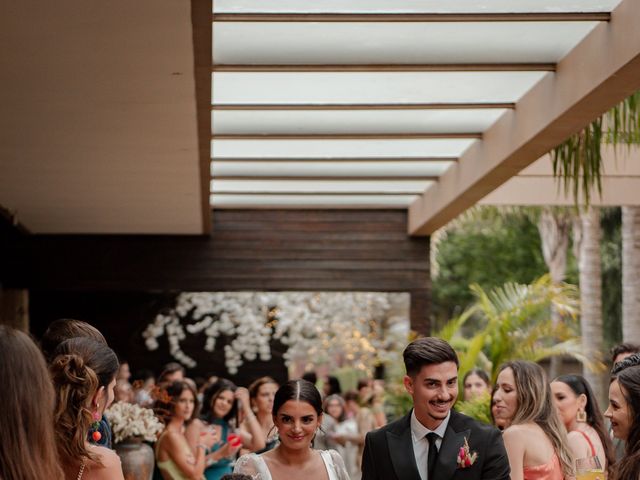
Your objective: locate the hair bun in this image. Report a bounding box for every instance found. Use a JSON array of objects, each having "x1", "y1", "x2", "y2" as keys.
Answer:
[{"x1": 51, "y1": 353, "x2": 90, "y2": 386}]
